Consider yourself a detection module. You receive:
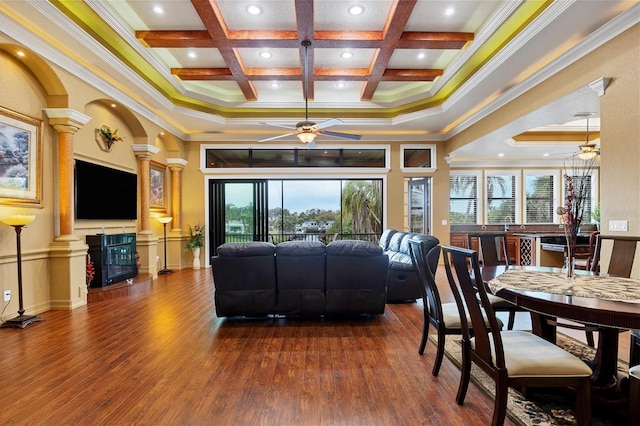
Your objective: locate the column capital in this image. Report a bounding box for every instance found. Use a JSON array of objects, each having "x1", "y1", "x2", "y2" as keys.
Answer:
[
  {"x1": 43, "y1": 108, "x2": 91, "y2": 134},
  {"x1": 132, "y1": 144, "x2": 161, "y2": 160},
  {"x1": 167, "y1": 158, "x2": 188, "y2": 172}
]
